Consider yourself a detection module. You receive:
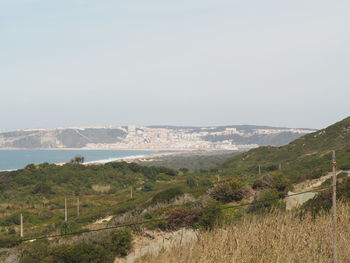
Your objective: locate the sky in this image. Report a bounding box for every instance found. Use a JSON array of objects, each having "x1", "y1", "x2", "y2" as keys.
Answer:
[{"x1": 0, "y1": 0, "x2": 349, "y2": 131}]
